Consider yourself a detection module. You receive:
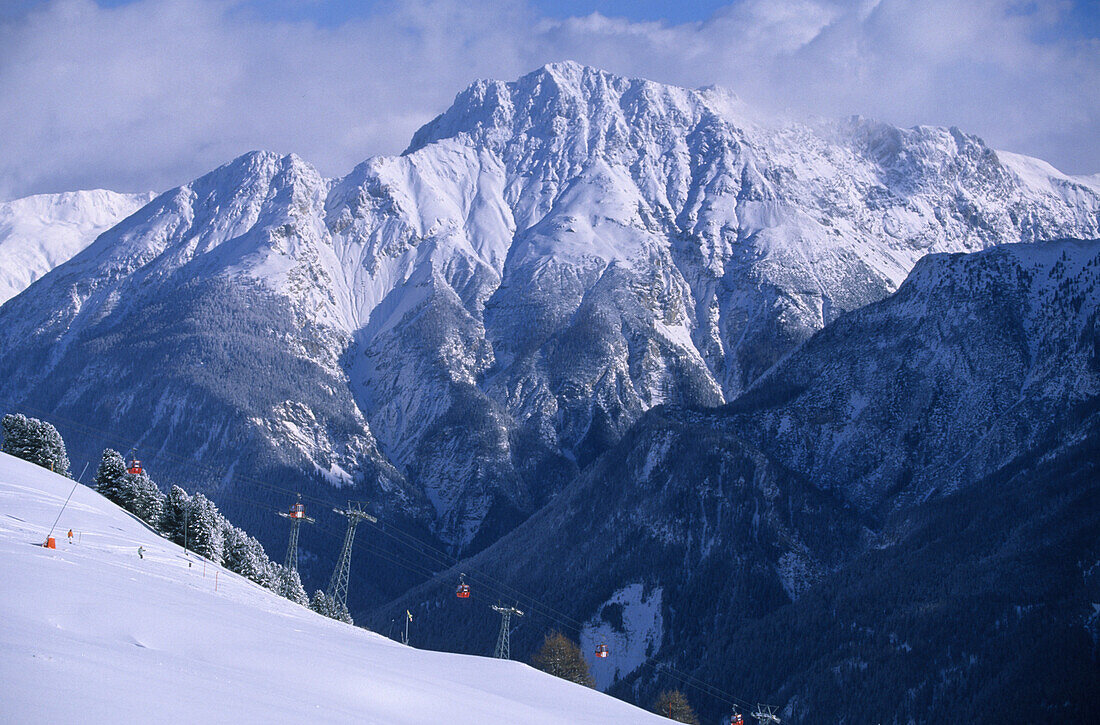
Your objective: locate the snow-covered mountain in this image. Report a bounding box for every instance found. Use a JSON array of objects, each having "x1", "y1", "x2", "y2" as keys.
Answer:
[
  {"x1": 372, "y1": 238, "x2": 1100, "y2": 723},
  {"x1": 0, "y1": 451, "x2": 668, "y2": 724},
  {"x1": 0, "y1": 189, "x2": 154, "y2": 305},
  {"x1": 722, "y1": 237, "x2": 1100, "y2": 513},
  {"x1": 1, "y1": 62, "x2": 1099, "y2": 567}
]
